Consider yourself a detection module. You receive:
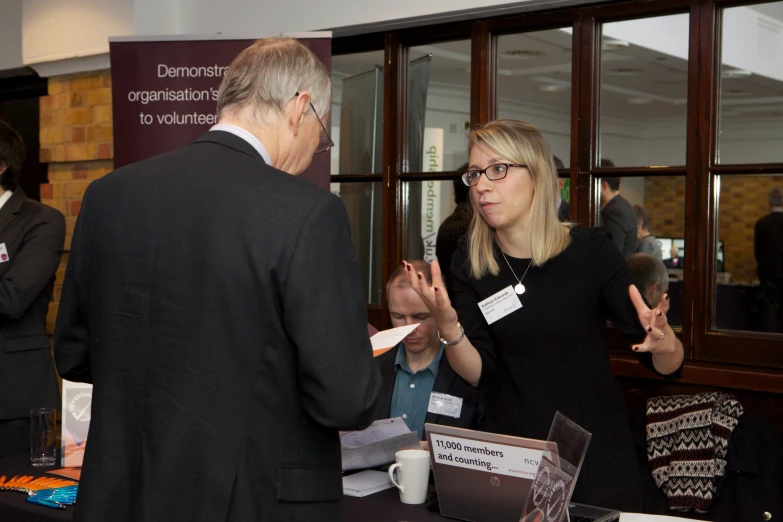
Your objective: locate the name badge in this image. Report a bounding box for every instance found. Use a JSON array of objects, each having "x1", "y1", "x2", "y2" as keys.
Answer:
[
  {"x1": 428, "y1": 392, "x2": 463, "y2": 419},
  {"x1": 478, "y1": 285, "x2": 522, "y2": 325},
  {"x1": 0, "y1": 243, "x2": 9, "y2": 263}
]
